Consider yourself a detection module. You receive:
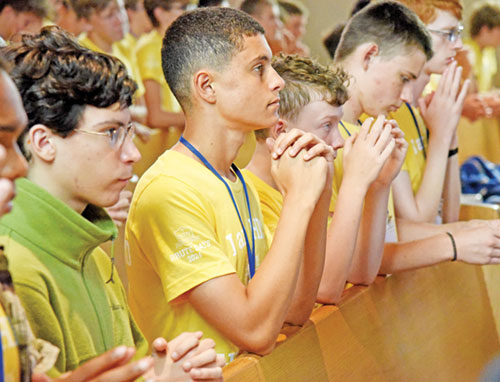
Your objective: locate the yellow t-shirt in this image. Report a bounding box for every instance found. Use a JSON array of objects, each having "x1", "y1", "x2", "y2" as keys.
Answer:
[
  {"x1": 78, "y1": 34, "x2": 145, "y2": 99},
  {"x1": 466, "y1": 39, "x2": 497, "y2": 93},
  {"x1": 135, "y1": 30, "x2": 181, "y2": 114},
  {"x1": 0, "y1": 303, "x2": 20, "y2": 382},
  {"x1": 332, "y1": 120, "x2": 398, "y2": 242},
  {"x1": 135, "y1": 29, "x2": 183, "y2": 148},
  {"x1": 126, "y1": 150, "x2": 270, "y2": 363},
  {"x1": 388, "y1": 104, "x2": 428, "y2": 195},
  {"x1": 242, "y1": 169, "x2": 283, "y2": 236}
]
